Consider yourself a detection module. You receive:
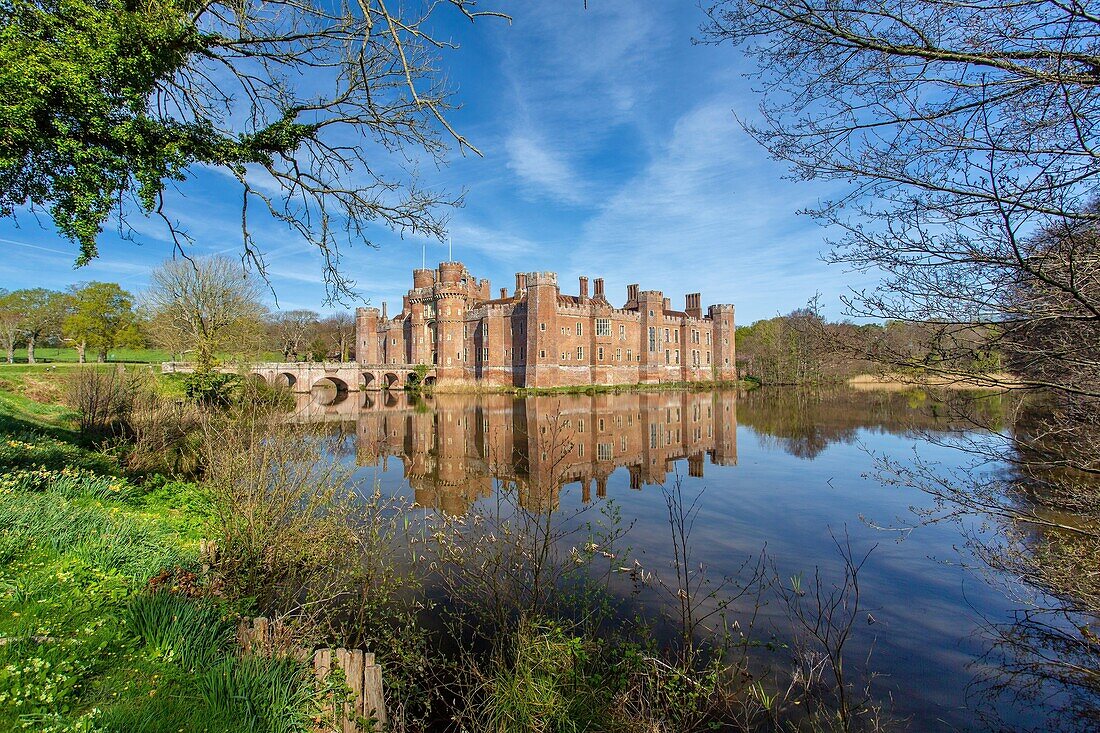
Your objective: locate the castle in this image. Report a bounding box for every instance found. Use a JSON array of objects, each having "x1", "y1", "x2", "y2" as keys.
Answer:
[{"x1": 355, "y1": 261, "x2": 736, "y2": 389}]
